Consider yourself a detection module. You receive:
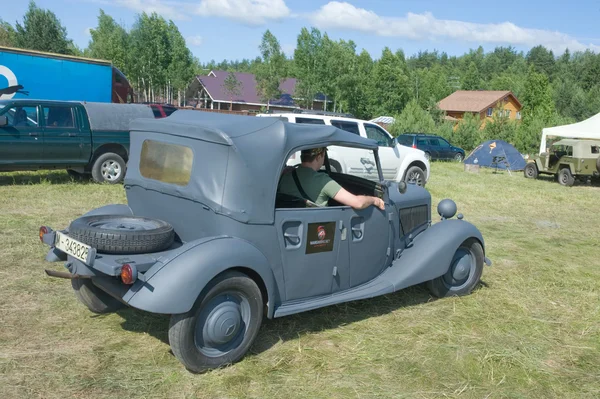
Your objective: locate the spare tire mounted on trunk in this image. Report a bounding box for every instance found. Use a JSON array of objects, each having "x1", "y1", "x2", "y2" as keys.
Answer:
[{"x1": 68, "y1": 215, "x2": 174, "y2": 254}]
